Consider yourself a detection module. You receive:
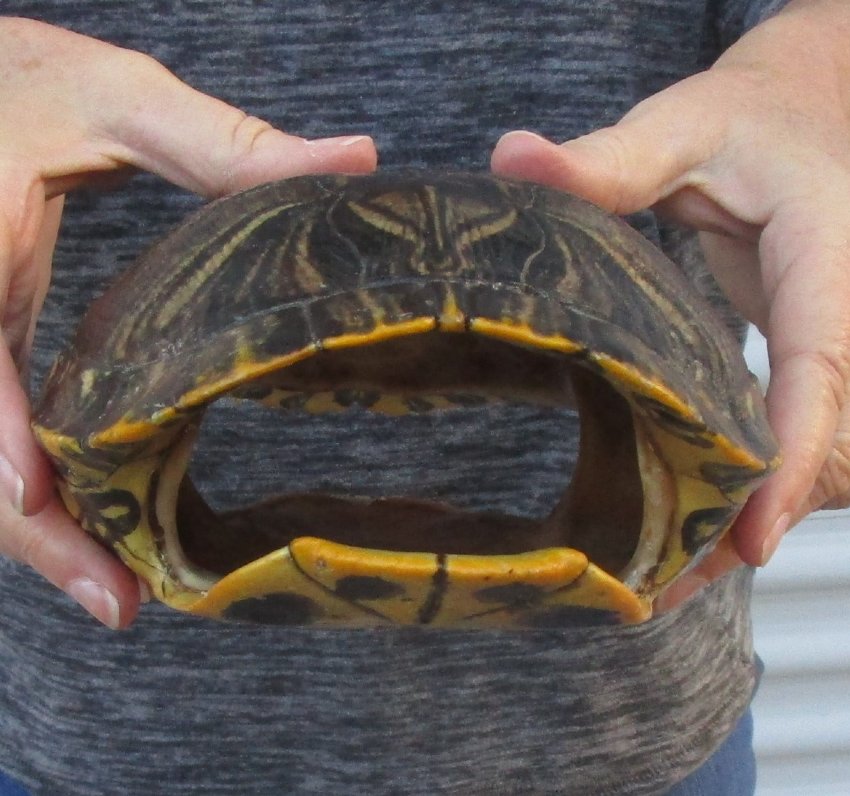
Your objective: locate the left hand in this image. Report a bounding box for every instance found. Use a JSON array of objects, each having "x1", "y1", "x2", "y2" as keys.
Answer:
[
  {"x1": 0, "y1": 18, "x2": 377, "y2": 628},
  {"x1": 491, "y1": 0, "x2": 850, "y2": 610}
]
